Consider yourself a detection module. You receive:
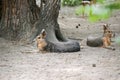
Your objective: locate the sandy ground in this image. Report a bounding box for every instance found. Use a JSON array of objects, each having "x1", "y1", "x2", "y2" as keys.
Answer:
[{"x1": 0, "y1": 6, "x2": 120, "y2": 80}]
